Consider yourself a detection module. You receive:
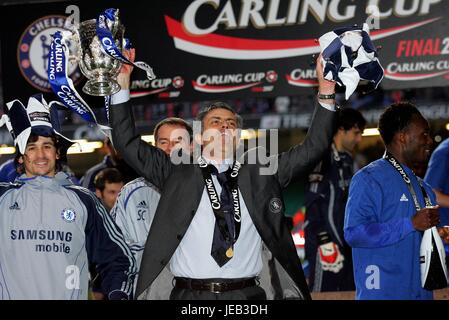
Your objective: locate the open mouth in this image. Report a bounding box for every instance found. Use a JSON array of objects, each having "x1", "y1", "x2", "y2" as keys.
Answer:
[{"x1": 34, "y1": 161, "x2": 49, "y2": 168}]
